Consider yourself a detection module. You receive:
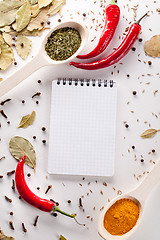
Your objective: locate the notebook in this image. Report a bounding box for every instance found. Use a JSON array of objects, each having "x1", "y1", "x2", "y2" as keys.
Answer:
[{"x1": 48, "y1": 78, "x2": 117, "y2": 176}]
